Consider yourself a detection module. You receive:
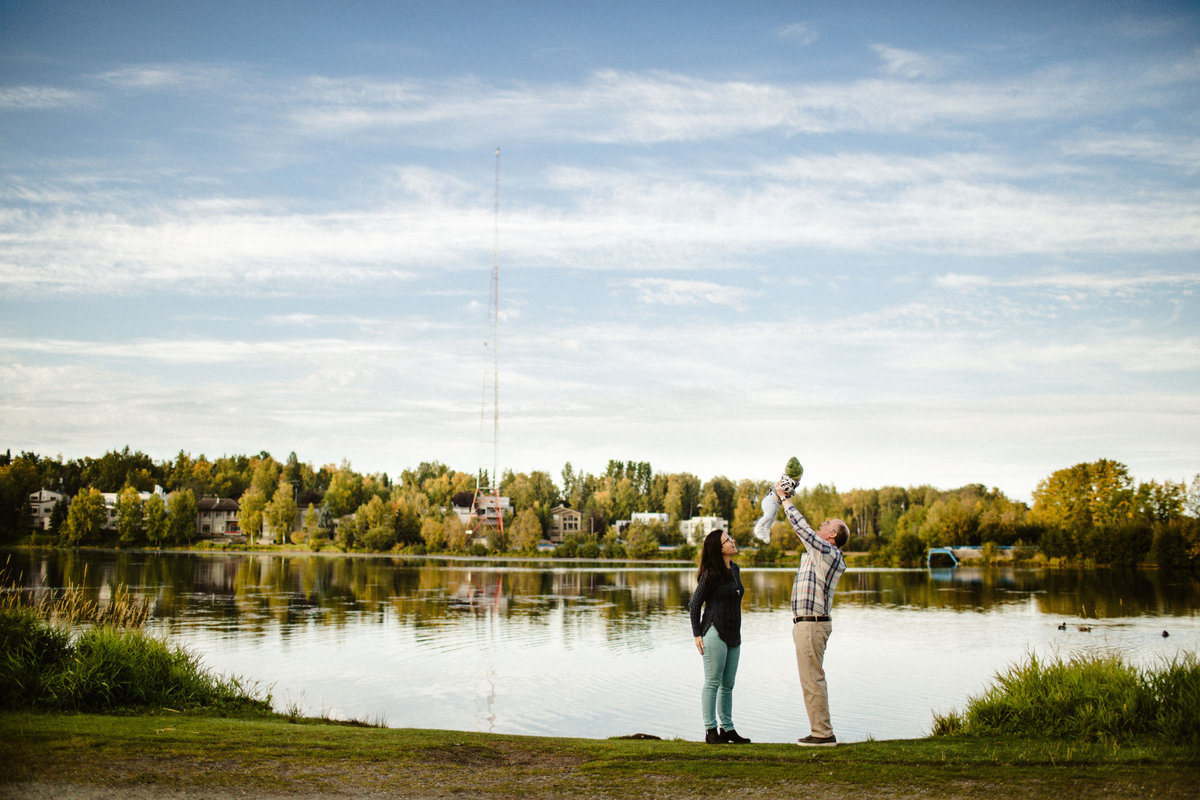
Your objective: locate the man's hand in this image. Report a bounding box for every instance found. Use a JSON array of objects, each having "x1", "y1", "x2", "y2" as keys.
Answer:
[{"x1": 774, "y1": 479, "x2": 793, "y2": 501}]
